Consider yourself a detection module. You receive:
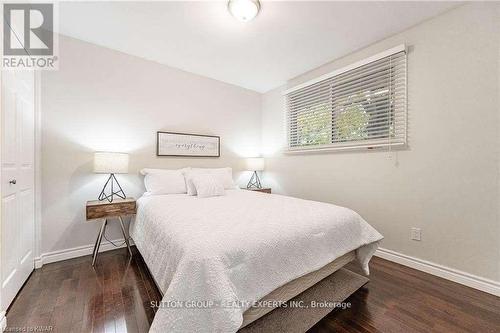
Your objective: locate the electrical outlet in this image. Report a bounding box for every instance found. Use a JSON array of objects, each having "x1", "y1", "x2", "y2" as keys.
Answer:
[{"x1": 410, "y1": 227, "x2": 422, "y2": 241}]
